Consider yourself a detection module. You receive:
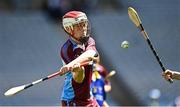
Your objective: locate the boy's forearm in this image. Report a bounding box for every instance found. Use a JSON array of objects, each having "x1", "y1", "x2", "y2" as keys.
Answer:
[
  {"x1": 172, "y1": 71, "x2": 180, "y2": 80},
  {"x1": 67, "y1": 50, "x2": 98, "y2": 67}
]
